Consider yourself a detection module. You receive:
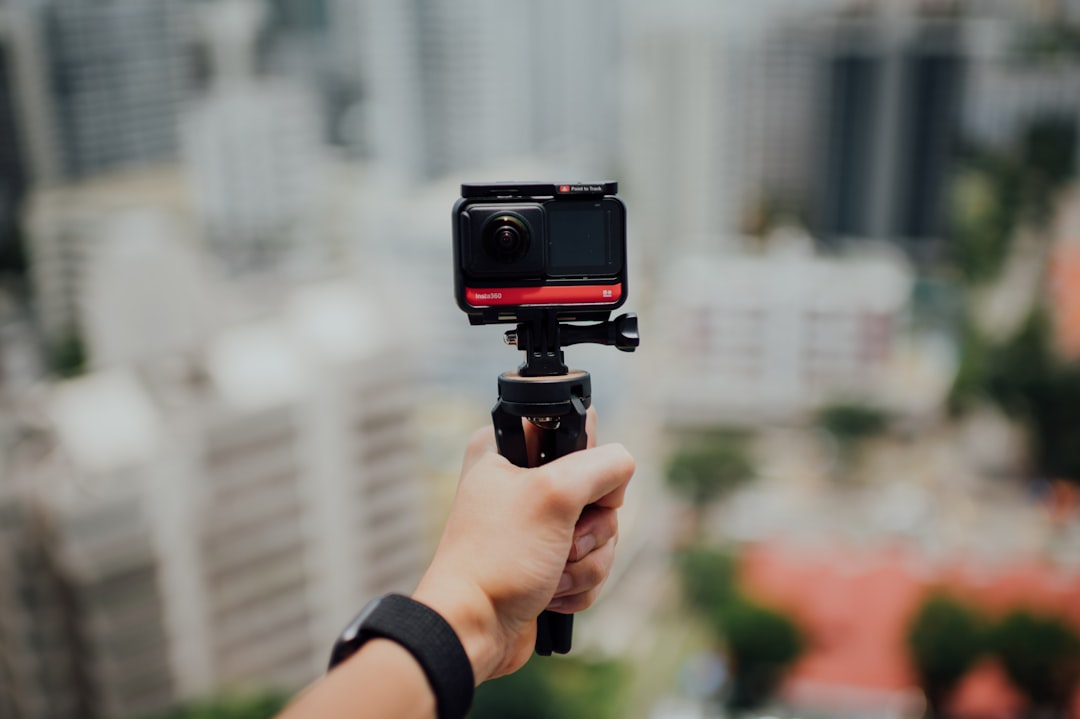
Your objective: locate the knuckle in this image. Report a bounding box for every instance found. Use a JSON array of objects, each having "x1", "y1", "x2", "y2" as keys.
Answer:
[
  {"x1": 534, "y1": 468, "x2": 576, "y2": 517},
  {"x1": 563, "y1": 587, "x2": 601, "y2": 613},
  {"x1": 467, "y1": 426, "x2": 492, "y2": 450},
  {"x1": 610, "y1": 443, "x2": 636, "y2": 476},
  {"x1": 570, "y1": 550, "x2": 610, "y2": 591},
  {"x1": 584, "y1": 557, "x2": 607, "y2": 588},
  {"x1": 601, "y1": 509, "x2": 619, "y2": 536}
]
